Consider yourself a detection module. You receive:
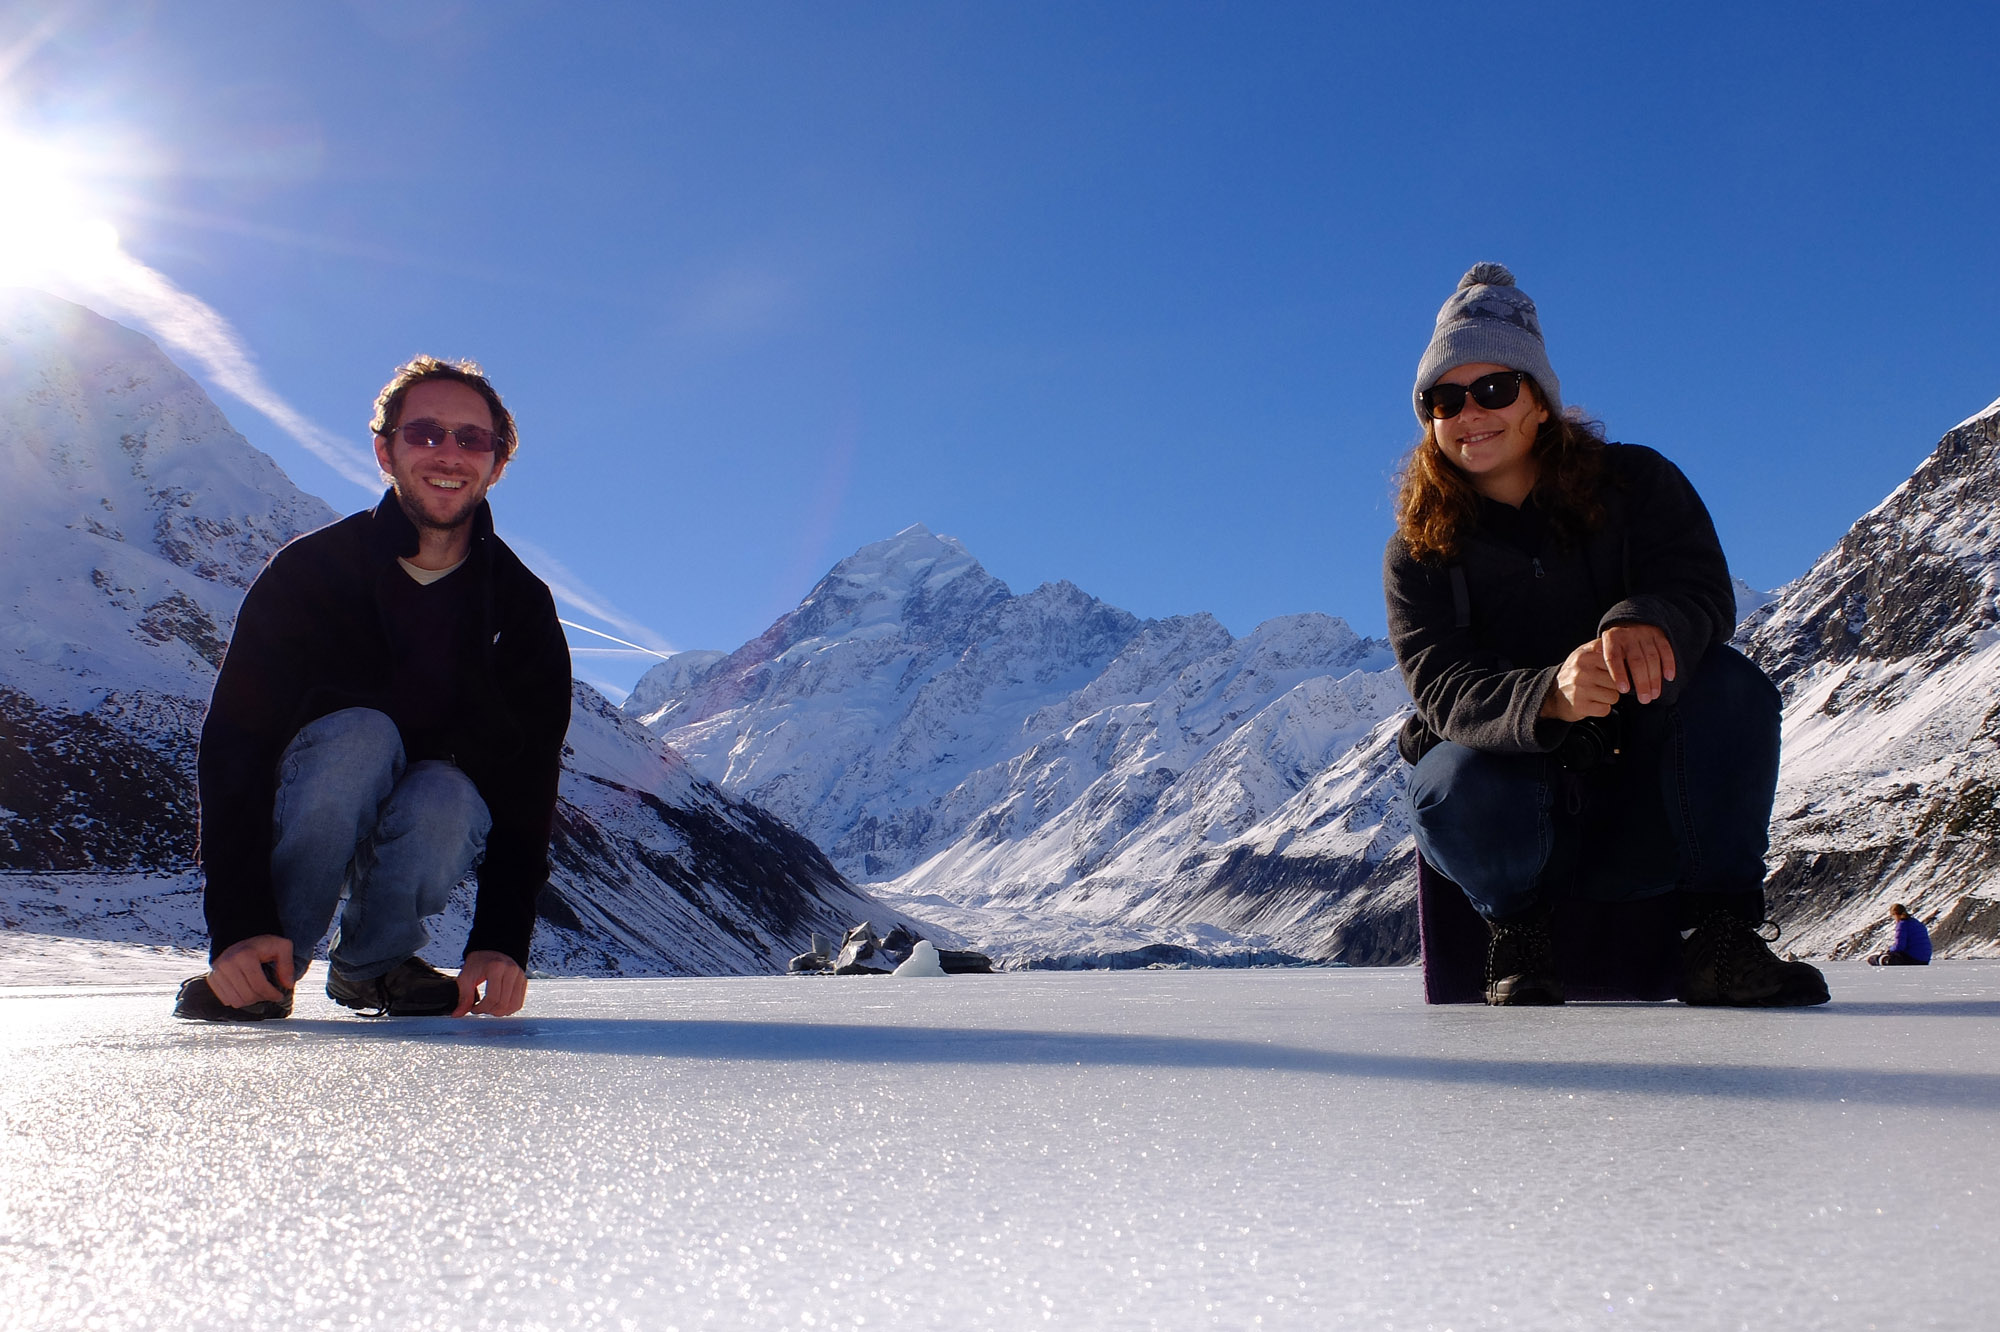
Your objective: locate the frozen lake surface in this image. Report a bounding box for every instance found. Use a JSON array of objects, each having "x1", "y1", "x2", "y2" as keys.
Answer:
[{"x1": 4, "y1": 962, "x2": 1998, "y2": 1330}]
